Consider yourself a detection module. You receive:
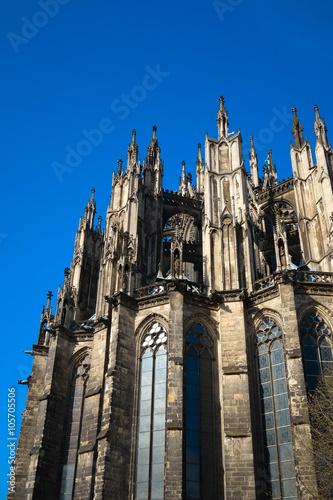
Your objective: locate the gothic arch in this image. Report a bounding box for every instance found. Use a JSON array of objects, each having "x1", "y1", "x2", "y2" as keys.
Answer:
[
  {"x1": 253, "y1": 308, "x2": 284, "y2": 335},
  {"x1": 260, "y1": 199, "x2": 296, "y2": 214},
  {"x1": 298, "y1": 301, "x2": 333, "y2": 332},
  {"x1": 135, "y1": 313, "x2": 169, "y2": 342},
  {"x1": 68, "y1": 346, "x2": 92, "y2": 374},
  {"x1": 221, "y1": 213, "x2": 233, "y2": 225},
  {"x1": 184, "y1": 313, "x2": 218, "y2": 340}
]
